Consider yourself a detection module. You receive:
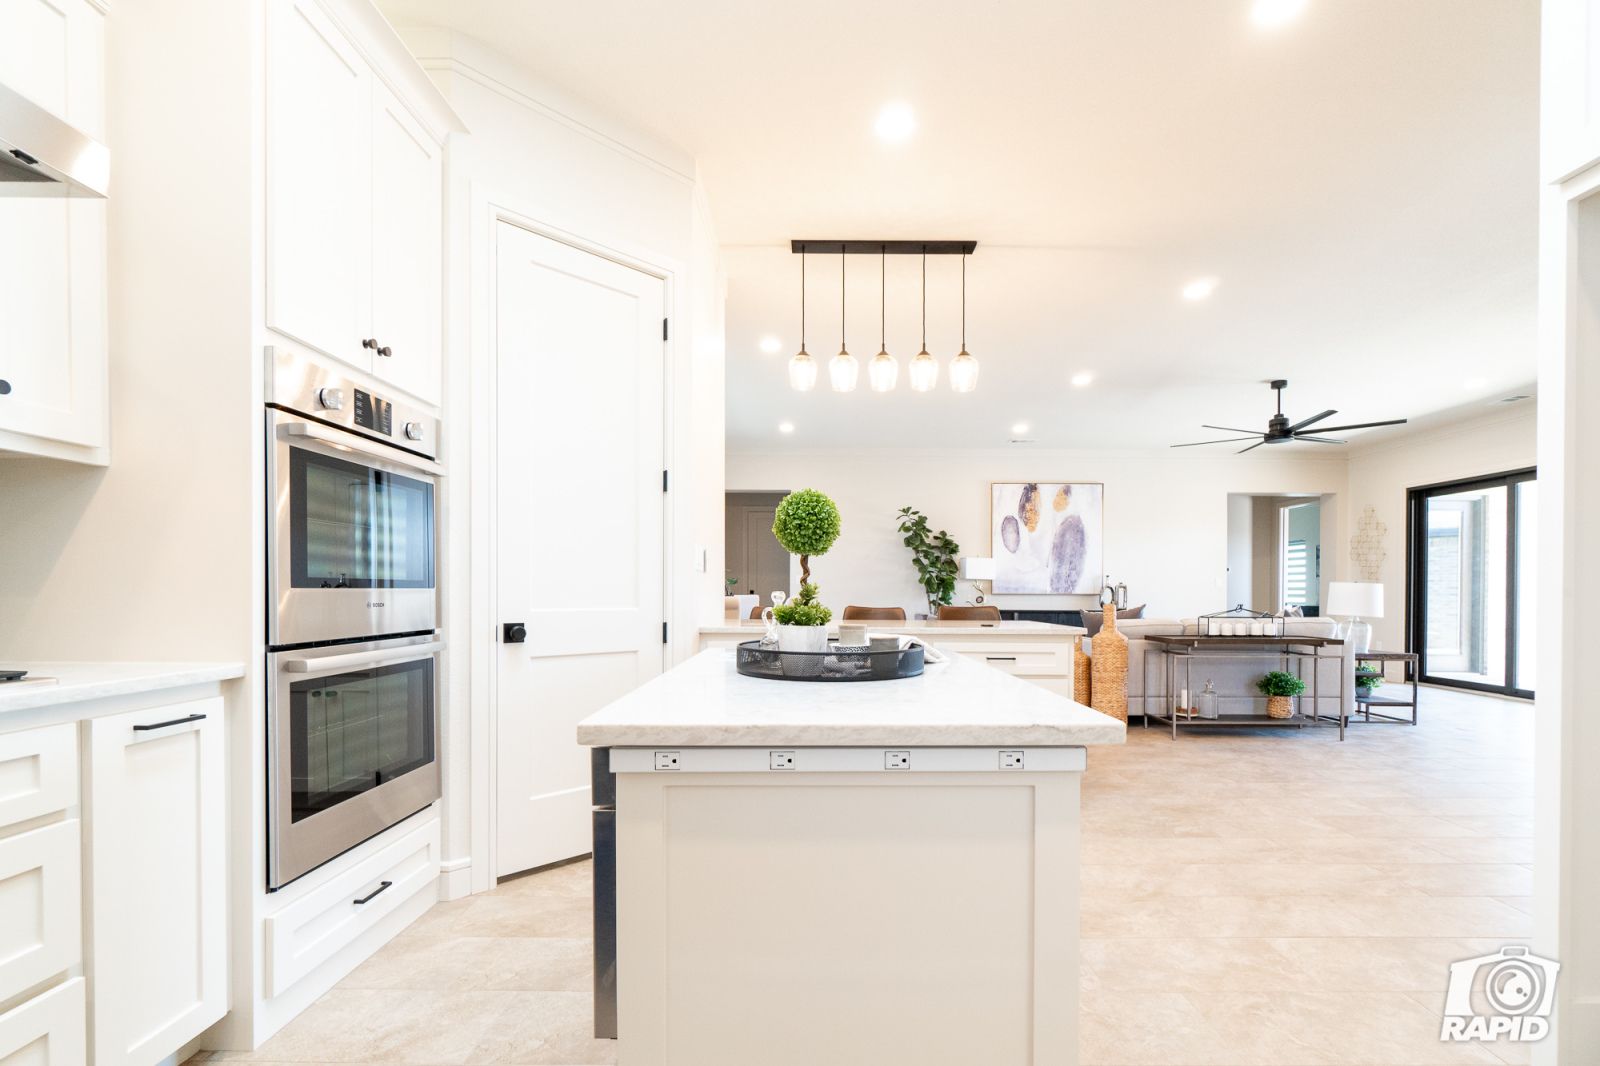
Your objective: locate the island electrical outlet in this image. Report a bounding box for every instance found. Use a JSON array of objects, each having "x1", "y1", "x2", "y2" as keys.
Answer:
[
  {"x1": 1000, "y1": 750, "x2": 1025, "y2": 770},
  {"x1": 769, "y1": 751, "x2": 796, "y2": 770},
  {"x1": 885, "y1": 751, "x2": 911, "y2": 770},
  {"x1": 653, "y1": 751, "x2": 680, "y2": 771}
]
